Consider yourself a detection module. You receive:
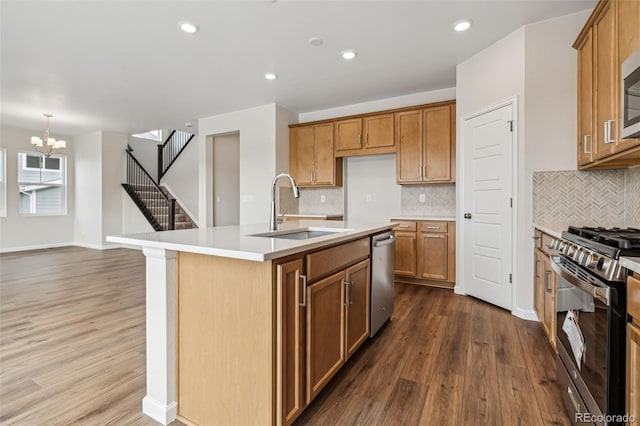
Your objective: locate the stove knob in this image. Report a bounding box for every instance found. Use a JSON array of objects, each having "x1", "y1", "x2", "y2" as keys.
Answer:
[
  {"x1": 585, "y1": 254, "x2": 599, "y2": 269},
  {"x1": 558, "y1": 242, "x2": 566, "y2": 251},
  {"x1": 565, "y1": 244, "x2": 576, "y2": 257}
]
